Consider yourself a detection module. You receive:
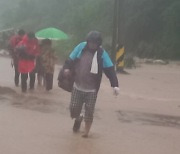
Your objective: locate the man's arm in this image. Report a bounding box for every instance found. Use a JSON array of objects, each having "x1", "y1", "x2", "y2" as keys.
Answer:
[
  {"x1": 103, "y1": 66, "x2": 119, "y2": 88},
  {"x1": 102, "y1": 50, "x2": 119, "y2": 88}
]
